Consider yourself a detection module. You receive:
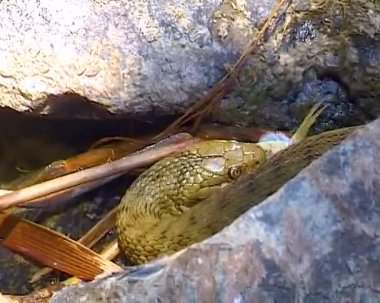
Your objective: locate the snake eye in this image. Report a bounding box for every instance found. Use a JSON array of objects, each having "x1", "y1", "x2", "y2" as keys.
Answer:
[{"x1": 228, "y1": 166, "x2": 242, "y2": 179}]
